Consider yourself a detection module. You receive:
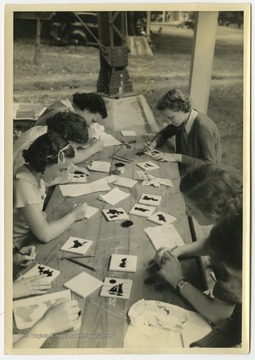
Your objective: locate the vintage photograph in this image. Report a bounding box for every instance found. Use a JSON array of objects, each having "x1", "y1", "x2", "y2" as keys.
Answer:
[{"x1": 4, "y1": 3, "x2": 250, "y2": 355}]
